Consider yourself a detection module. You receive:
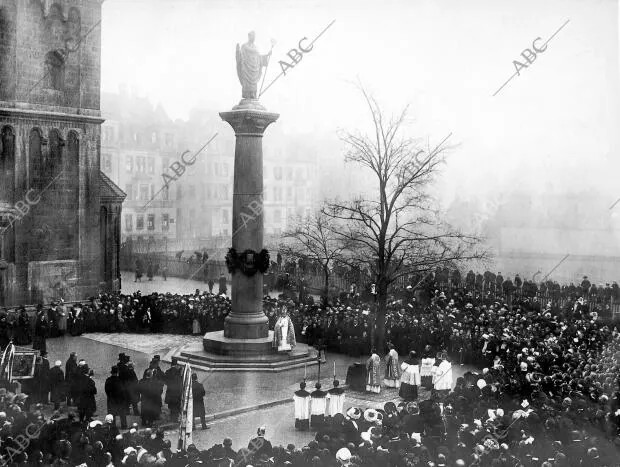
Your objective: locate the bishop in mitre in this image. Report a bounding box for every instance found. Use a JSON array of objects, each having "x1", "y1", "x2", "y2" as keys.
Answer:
[
  {"x1": 273, "y1": 307, "x2": 296, "y2": 352},
  {"x1": 236, "y1": 31, "x2": 274, "y2": 99}
]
